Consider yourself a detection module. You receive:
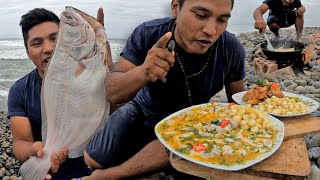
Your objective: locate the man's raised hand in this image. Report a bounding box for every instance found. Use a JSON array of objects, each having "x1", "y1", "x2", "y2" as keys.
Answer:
[{"x1": 142, "y1": 32, "x2": 175, "y2": 82}]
